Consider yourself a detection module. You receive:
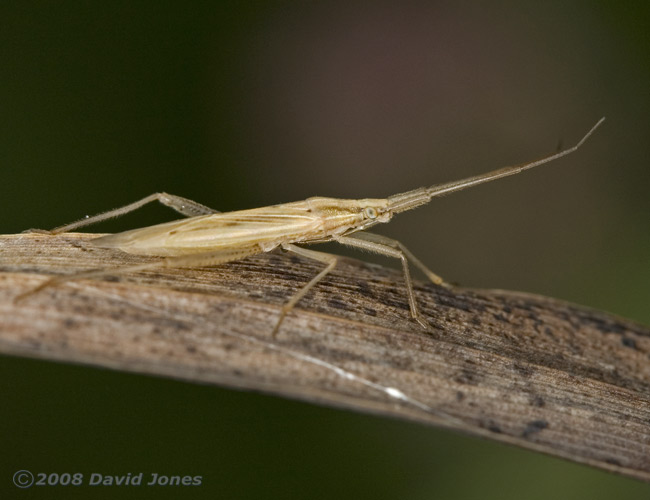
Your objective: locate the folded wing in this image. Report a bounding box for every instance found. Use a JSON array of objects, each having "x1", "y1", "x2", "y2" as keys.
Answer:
[{"x1": 91, "y1": 202, "x2": 322, "y2": 256}]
